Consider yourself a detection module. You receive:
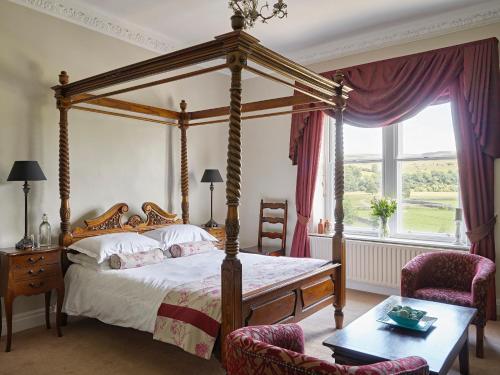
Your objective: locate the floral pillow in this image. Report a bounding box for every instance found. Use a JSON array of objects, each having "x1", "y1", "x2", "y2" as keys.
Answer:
[
  {"x1": 169, "y1": 241, "x2": 216, "y2": 258},
  {"x1": 109, "y1": 248, "x2": 164, "y2": 270}
]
